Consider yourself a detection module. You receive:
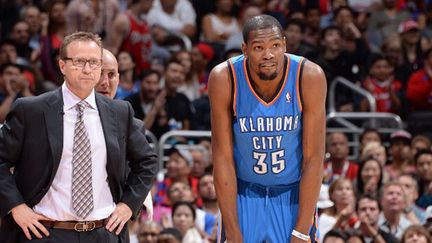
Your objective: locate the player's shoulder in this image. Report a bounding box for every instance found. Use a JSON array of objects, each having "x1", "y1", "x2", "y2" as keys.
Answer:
[{"x1": 209, "y1": 61, "x2": 230, "y2": 83}]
